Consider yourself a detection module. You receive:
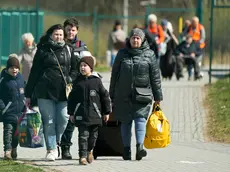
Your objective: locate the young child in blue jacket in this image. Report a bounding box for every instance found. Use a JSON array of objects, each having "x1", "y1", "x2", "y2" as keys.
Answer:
[{"x1": 0, "y1": 54, "x2": 25, "y2": 160}]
